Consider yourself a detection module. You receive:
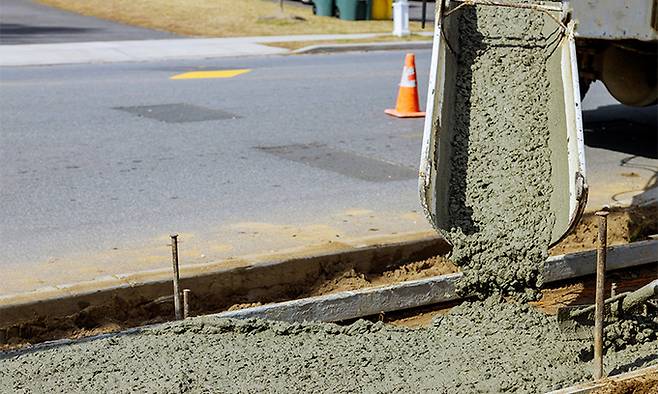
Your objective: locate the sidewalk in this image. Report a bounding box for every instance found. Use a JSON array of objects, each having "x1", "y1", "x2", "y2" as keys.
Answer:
[{"x1": 0, "y1": 33, "x2": 434, "y2": 67}]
